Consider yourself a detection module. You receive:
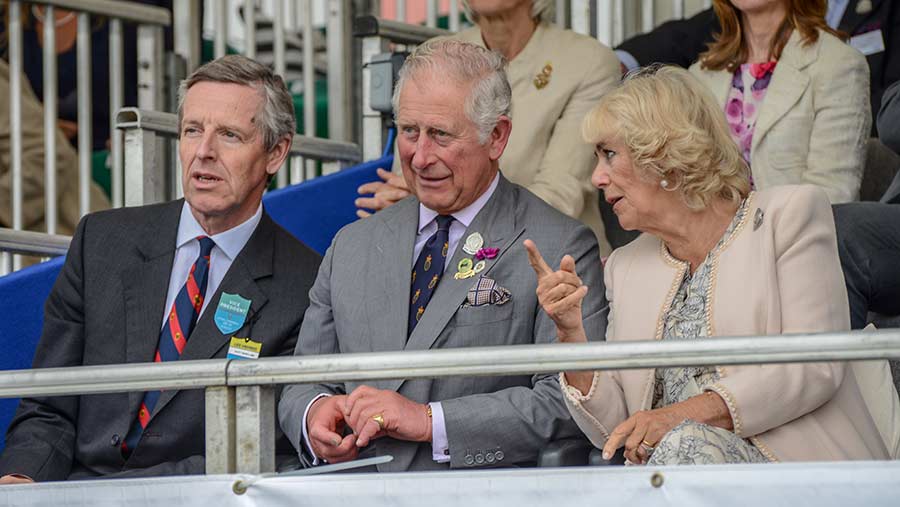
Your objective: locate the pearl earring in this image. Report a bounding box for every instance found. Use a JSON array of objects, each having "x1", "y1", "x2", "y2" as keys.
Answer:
[{"x1": 660, "y1": 179, "x2": 669, "y2": 189}]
